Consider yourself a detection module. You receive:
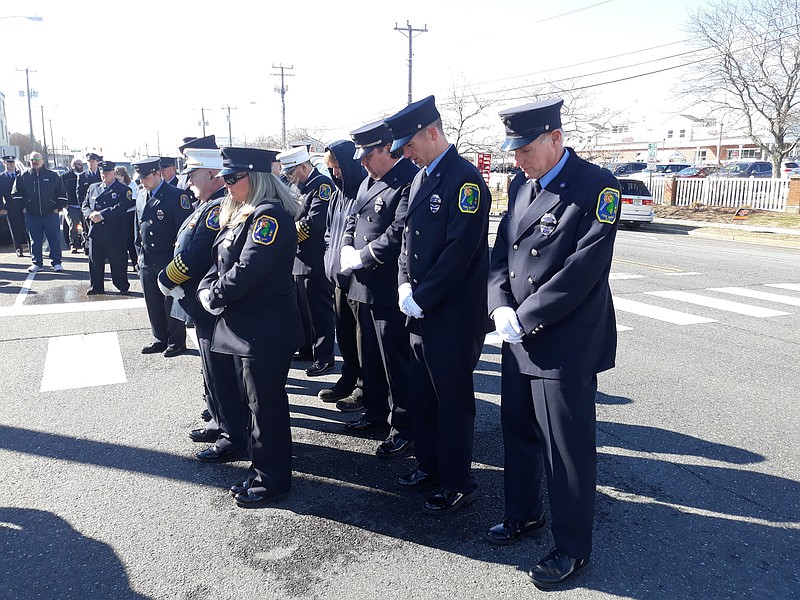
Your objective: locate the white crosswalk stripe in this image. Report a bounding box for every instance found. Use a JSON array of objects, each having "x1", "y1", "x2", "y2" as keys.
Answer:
[
  {"x1": 609, "y1": 273, "x2": 645, "y2": 280},
  {"x1": 646, "y1": 290, "x2": 791, "y2": 318},
  {"x1": 766, "y1": 283, "x2": 800, "y2": 292},
  {"x1": 613, "y1": 297, "x2": 717, "y2": 325},
  {"x1": 709, "y1": 287, "x2": 800, "y2": 307}
]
